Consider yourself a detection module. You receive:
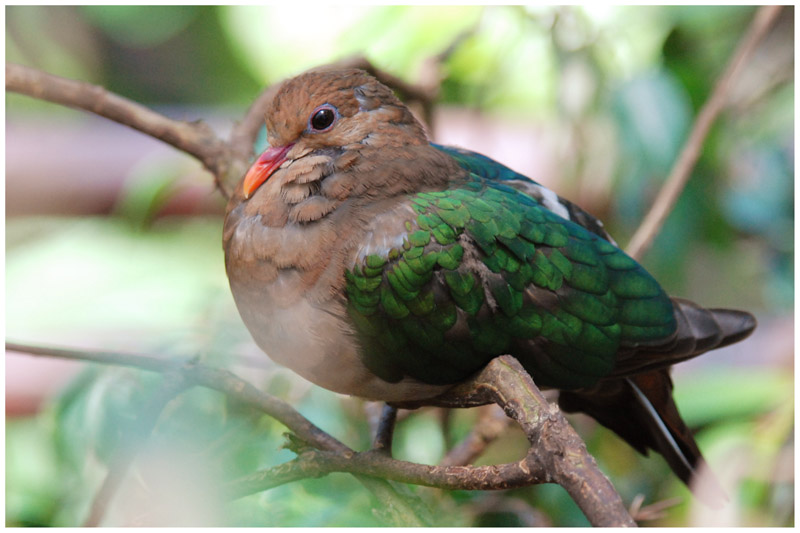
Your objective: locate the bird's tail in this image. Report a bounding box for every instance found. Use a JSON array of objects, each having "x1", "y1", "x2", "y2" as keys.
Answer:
[
  {"x1": 663, "y1": 298, "x2": 757, "y2": 361},
  {"x1": 558, "y1": 370, "x2": 727, "y2": 505},
  {"x1": 611, "y1": 299, "x2": 757, "y2": 376},
  {"x1": 558, "y1": 300, "x2": 756, "y2": 505}
]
